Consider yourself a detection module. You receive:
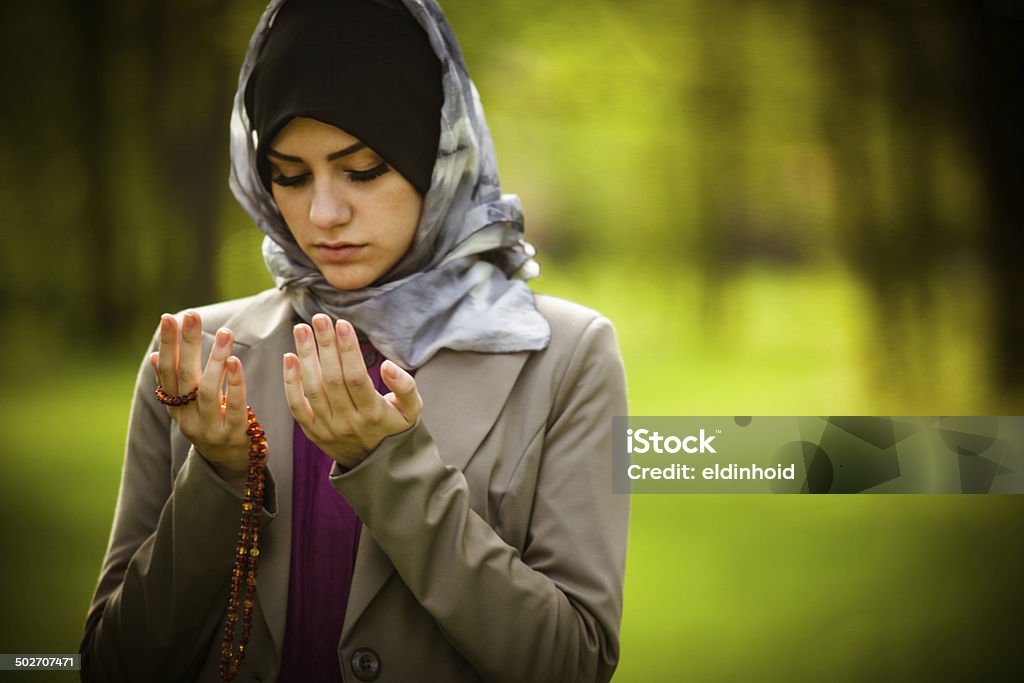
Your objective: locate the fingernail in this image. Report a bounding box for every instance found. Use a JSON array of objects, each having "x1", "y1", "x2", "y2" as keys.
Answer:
[
  {"x1": 294, "y1": 324, "x2": 309, "y2": 343},
  {"x1": 384, "y1": 361, "x2": 405, "y2": 382},
  {"x1": 182, "y1": 312, "x2": 194, "y2": 330},
  {"x1": 337, "y1": 320, "x2": 351, "y2": 338},
  {"x1": 216, "y1": 328, "x2": 229, "y2": 346},
  {"x1": 161, "y1": 314, "x2": 172, "y2": 331},
  {"x1": 314, "y1": 315, "x2": 330, "y2": 333}
]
